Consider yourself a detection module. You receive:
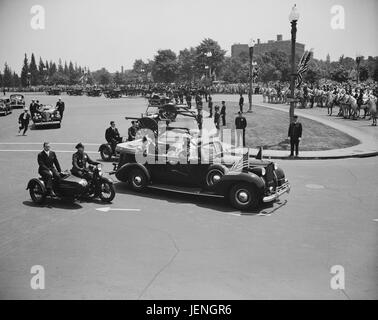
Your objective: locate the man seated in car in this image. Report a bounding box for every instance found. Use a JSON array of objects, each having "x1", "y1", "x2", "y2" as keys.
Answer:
[
  {"x1": 105, "y1": 121, "x2": 122, "y2": 154},
  {"x1": 71, "y1": 143, "x2": 100, "y2": 179},
  {"x1": 127, "y1": 121, "x2": 138, "y2": 141}
]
